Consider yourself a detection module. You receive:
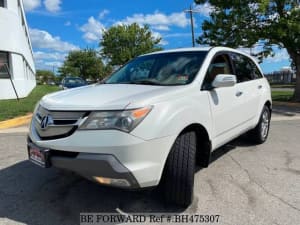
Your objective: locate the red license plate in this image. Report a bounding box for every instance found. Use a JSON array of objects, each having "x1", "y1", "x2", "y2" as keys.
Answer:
[{"x1": 28, "y1": 145, "x2": 50, "y2": 168}]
